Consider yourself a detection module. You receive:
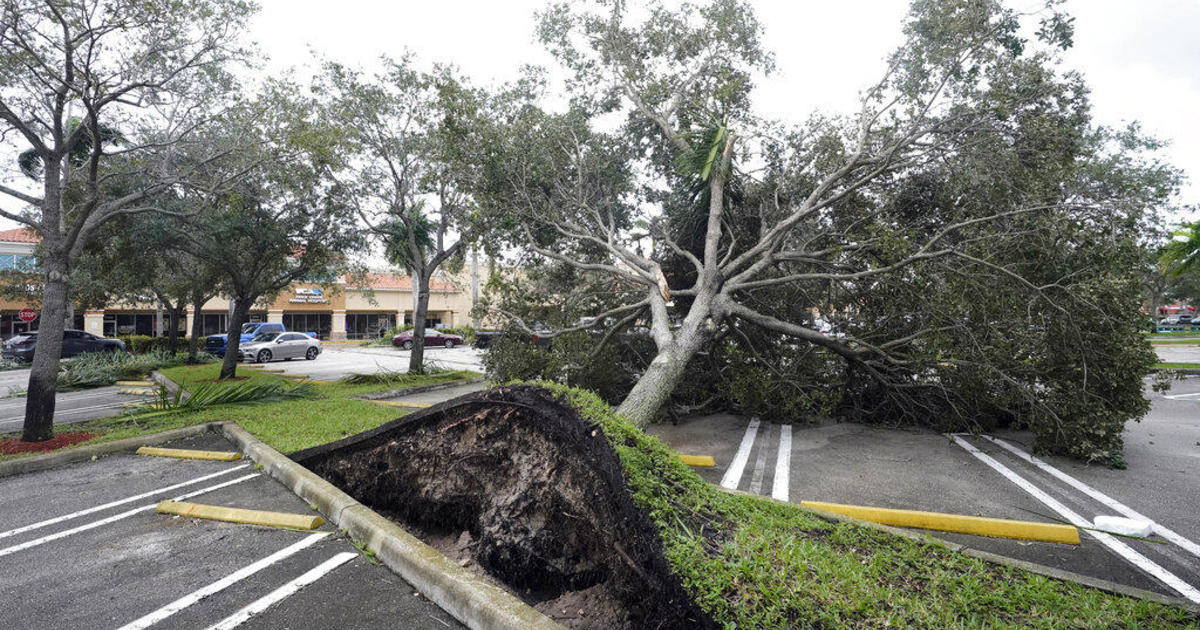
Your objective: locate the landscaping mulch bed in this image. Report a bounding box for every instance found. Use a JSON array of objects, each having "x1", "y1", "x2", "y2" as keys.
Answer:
[
  {"x1": 0, "y1": 431, "x2": 99, "y2": 454},
  {"x1": 295, "y1": 385, "x2": 714, "y2": 630}
]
